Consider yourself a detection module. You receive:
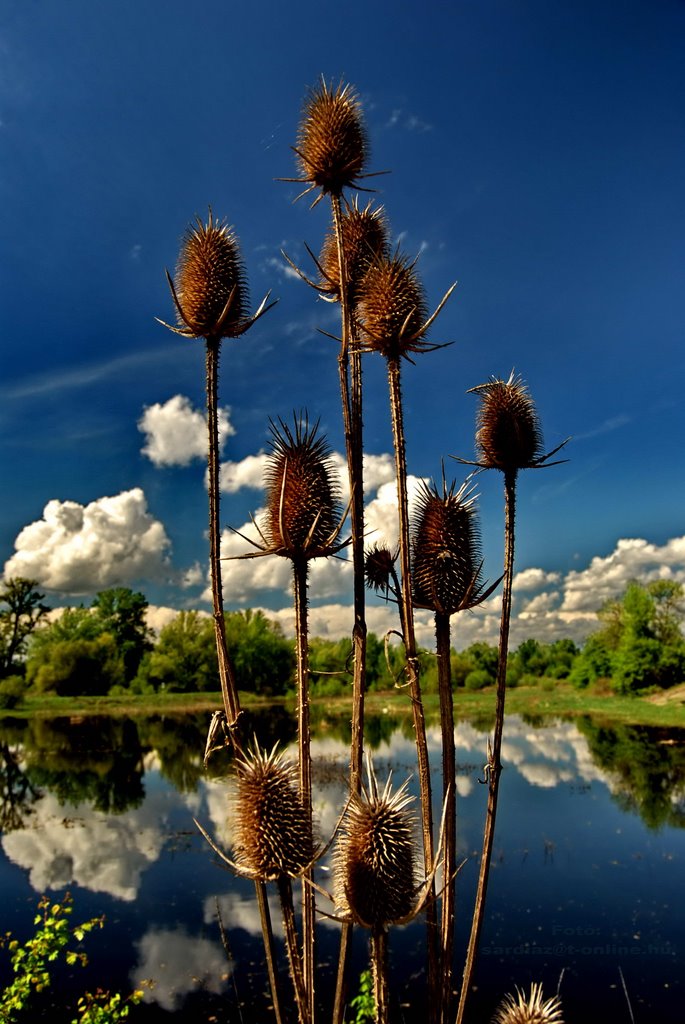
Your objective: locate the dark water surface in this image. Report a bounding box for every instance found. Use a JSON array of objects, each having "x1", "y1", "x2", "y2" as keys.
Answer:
[{"x1": 1, "y1": 710, "x2": 684, "y2": 1022}]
